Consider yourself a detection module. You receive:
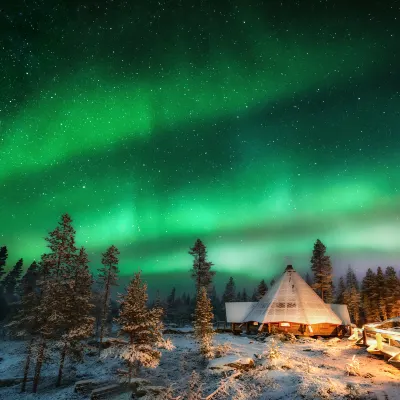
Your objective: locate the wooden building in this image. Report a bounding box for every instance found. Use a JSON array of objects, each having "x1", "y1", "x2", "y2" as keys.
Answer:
[{"x1": 225, "y1": 265, "x2": 350, "y2": 337}]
